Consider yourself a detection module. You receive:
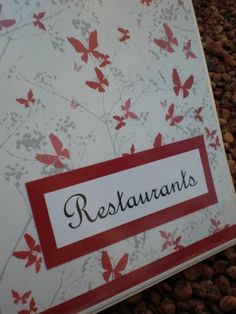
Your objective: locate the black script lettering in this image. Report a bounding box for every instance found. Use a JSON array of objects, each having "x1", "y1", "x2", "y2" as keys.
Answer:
[
  {"x1": 117, "y1": 190, "x2": 127, "y2": 211},
  {"x1": 189, "y1": 175, "x2": 198, "y2": 187},
  {"x1": 108, "y1": 202, "x2": 118, "y2": 215},
  {"x1": 64, "y1": 193, "x2": 86, "y2": 229},
  {"x1": 97, "y1": 206, "x2": 108, "y2": 219},
  {"x1": 160, "y1": 185, "x2": 170, "y2": 197}
]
